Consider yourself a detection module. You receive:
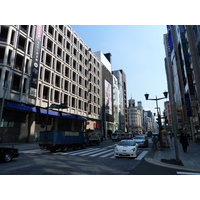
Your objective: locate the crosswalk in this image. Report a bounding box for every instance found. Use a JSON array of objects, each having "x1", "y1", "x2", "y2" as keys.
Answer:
[{"x1": 20, "y1": 144, "x2": 148, "y2": 160}]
